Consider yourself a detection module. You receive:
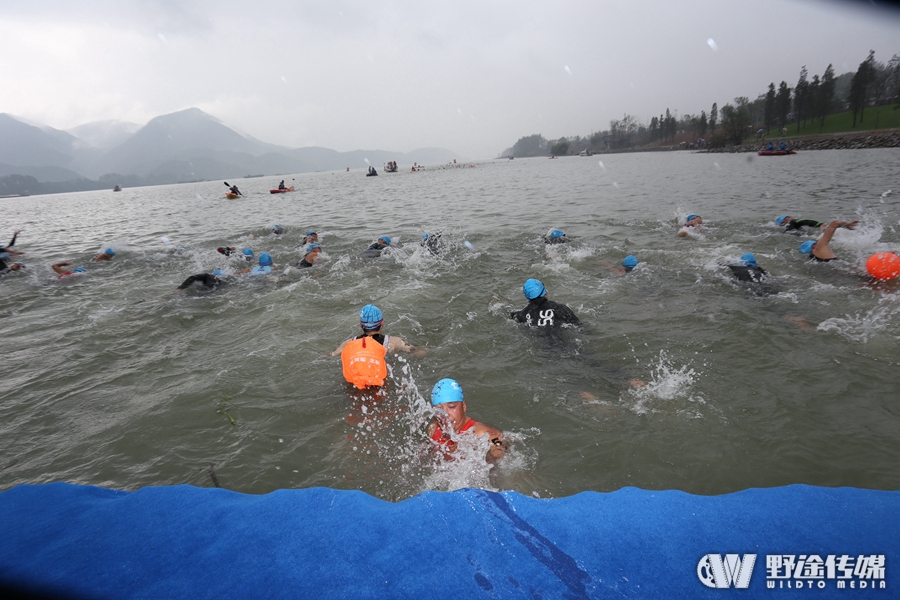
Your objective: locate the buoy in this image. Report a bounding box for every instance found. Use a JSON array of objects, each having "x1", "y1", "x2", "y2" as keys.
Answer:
[{"x1": 865, "y1": 252, "x2": 900, "y2": 280}]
